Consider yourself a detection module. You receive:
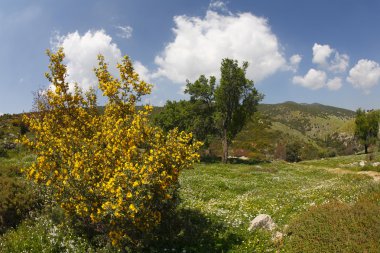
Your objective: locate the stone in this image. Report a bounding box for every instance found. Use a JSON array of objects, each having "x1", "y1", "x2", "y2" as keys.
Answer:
[
  {"x1": 359, "y1": 161, "x2": 366, "y2": 167},
  {"x1": 372, "y1": 162, "x2": 380, "y2": 167},
  {"x1": 248, "y1": 214, "x2": 276, "y2": 231}
]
